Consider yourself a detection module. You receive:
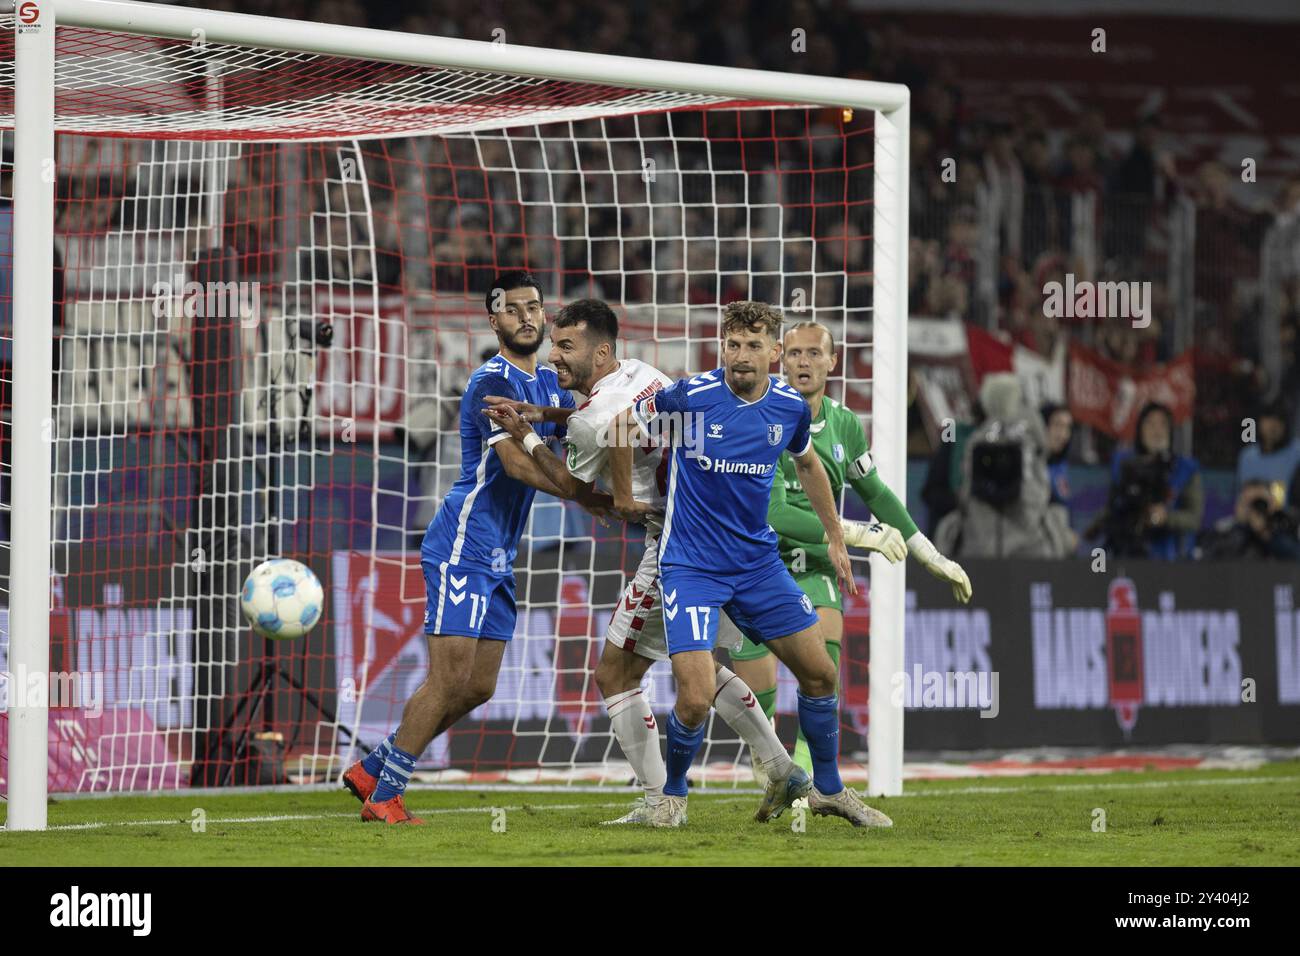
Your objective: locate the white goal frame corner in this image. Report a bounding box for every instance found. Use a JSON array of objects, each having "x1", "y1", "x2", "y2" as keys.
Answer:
[{"x1": 5, "y1": 0, "x2": 909, "y2": 831}]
